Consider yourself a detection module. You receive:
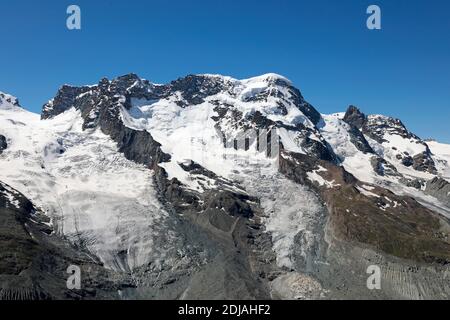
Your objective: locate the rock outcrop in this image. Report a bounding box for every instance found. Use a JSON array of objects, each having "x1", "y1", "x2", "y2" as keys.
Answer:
[{"x1": 0, "y1": 135, "x2": 6, "y2": 154}]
